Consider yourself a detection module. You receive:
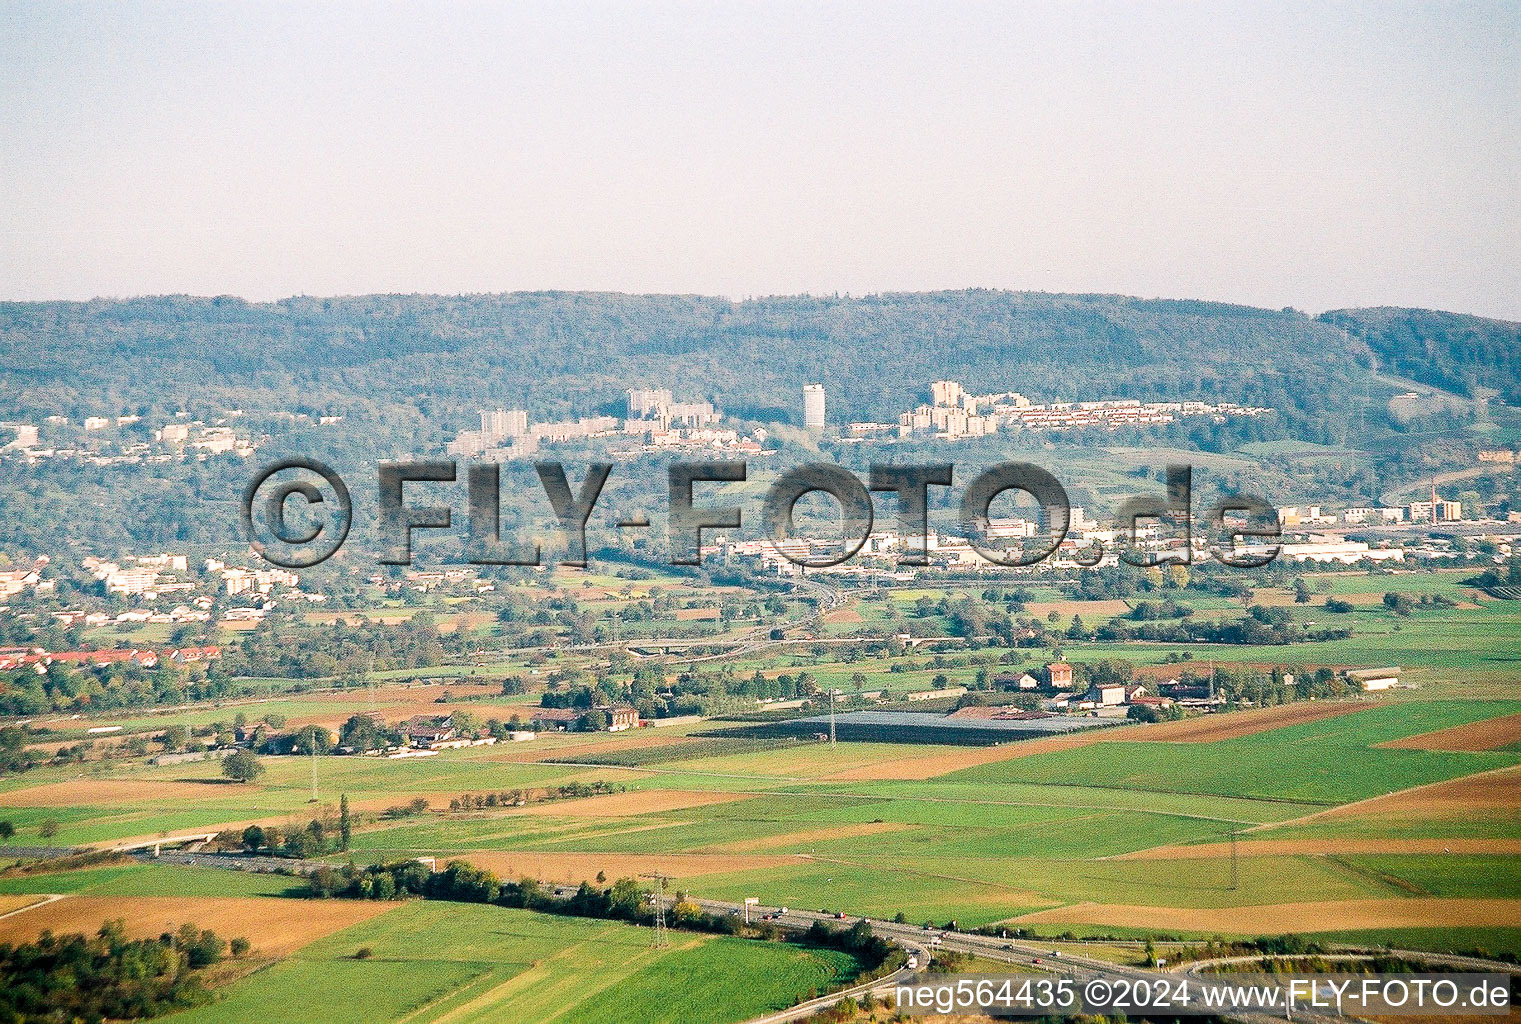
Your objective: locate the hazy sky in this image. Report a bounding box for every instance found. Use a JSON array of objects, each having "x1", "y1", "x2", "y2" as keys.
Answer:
[{"x1": 2, "y1": 1, "x2": 1518, "y2": 318}]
